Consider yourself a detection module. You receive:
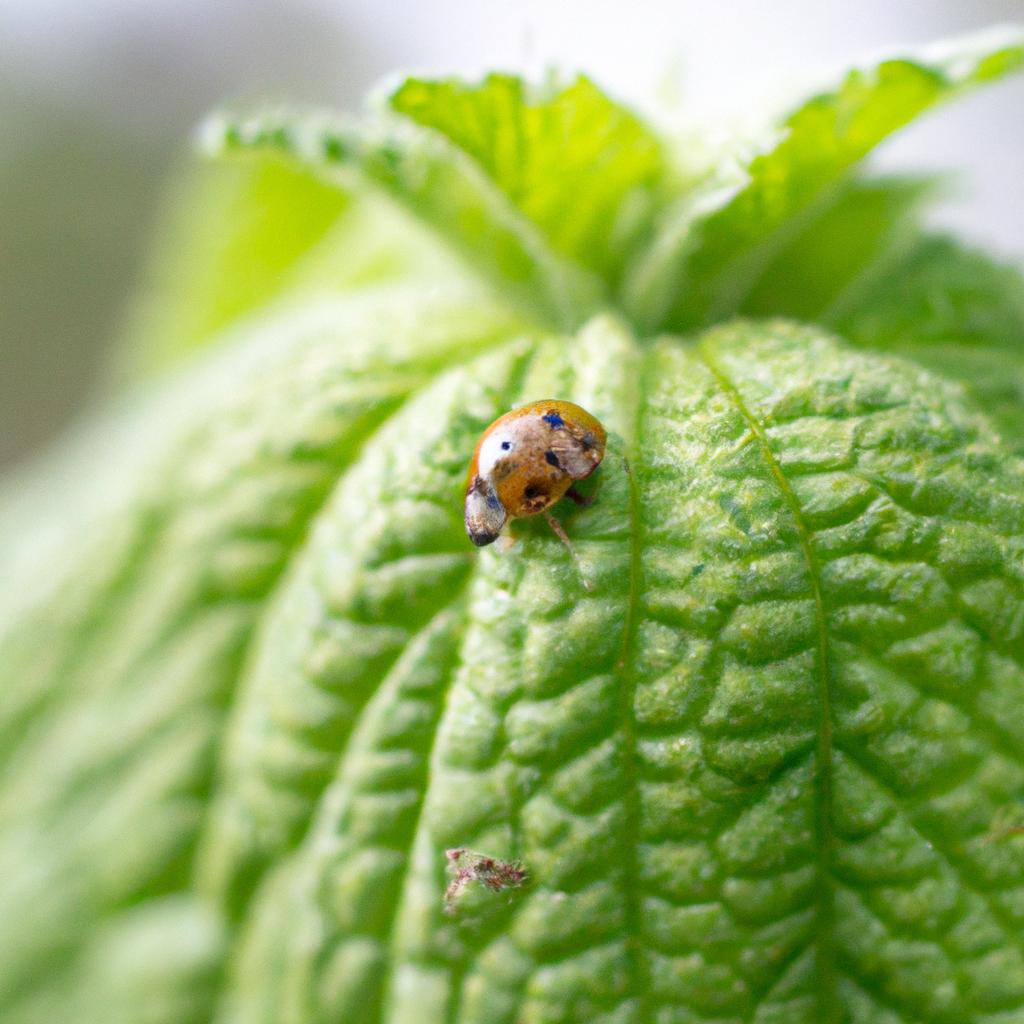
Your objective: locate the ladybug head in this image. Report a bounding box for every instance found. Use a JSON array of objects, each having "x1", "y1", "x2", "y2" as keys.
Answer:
[{"x1": 464, "y1": 475, "x2": 507, "y2": 546}]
